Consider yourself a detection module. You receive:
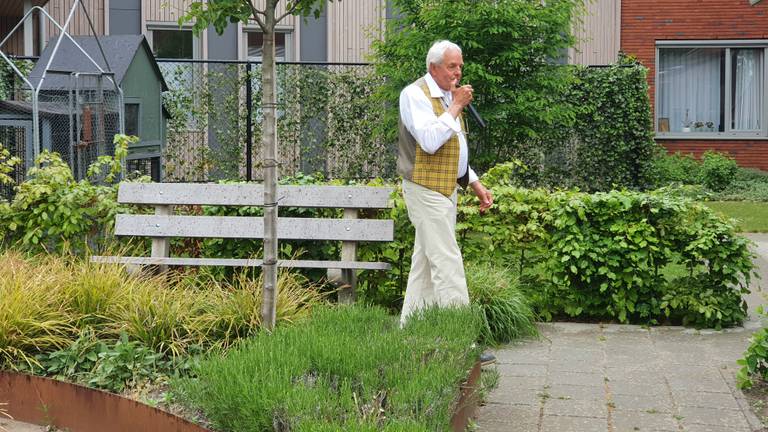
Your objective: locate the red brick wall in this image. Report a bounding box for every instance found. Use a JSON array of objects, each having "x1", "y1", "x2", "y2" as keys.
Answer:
[
  {"x1": 621, "y1": 0, "x2": 768, "y2": 169},
  {"x1": 660, "y1": 140, "x2": 768, "y2": 170}
]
